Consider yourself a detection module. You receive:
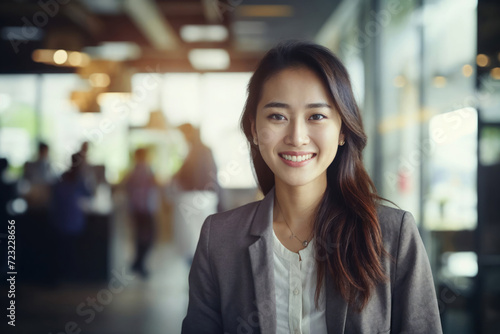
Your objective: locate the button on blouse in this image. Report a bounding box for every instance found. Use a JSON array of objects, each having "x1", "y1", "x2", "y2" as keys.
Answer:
[{"x1": 272, "y1": 228, "x2": 327, "y2": 334}]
